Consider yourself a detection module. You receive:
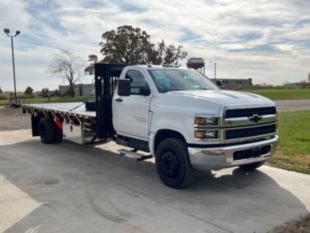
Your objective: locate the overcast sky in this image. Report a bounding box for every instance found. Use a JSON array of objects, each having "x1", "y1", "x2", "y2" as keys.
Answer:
[{"x1": 0, "y1": 0, "x2": 309, "y2": 91}]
